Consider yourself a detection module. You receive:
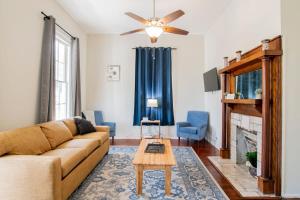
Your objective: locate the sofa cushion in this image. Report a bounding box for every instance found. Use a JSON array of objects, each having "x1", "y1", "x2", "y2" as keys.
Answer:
[
  {"x1": 74, "y1": 132, "x2": 109, "y2": 145},
  {"x1": 62, "y1": 119, "x2": 78, "y2": 136},
  {"x1": 57, "y1": 139, "x2": 99, "y2": 157},
  {"x1": 40, "y1": 121, "x2": 73, "y2": 149},
  {"x1": 180, "y1": 127, "x2": 198, "y2": 135},
  {"x1": 0, "y1": 133, "x2": 9, "y2": 156},
  {"x1": 42, "y1": 148, "x2": 86, "y2": 178},
  {"x1": 3, "y1": 126, "x2": 51, "y2": 155},
  {"x1": 74, "y1": 118, "x2": 96, "y2": 135}
]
